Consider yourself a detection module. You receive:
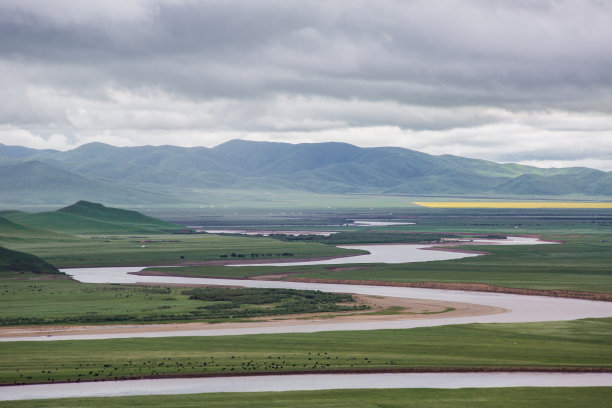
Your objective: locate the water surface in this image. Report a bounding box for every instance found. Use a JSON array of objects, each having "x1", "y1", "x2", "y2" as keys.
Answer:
[
  {"x1": 3, "y1": 263, "x2": 608, "y2": 341},
  {"x1": 198, "y1": 229, "x2": 338, "y2": 236},
  {"x1": 2, "y1": 373, "x2": 611, "y2": 401},
  {"x1": 236, "y1": 236, "x2": 553, "y2": 267},
  {"x1": 350, "y1": 220, "x2": 416, "y2": 226}
]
